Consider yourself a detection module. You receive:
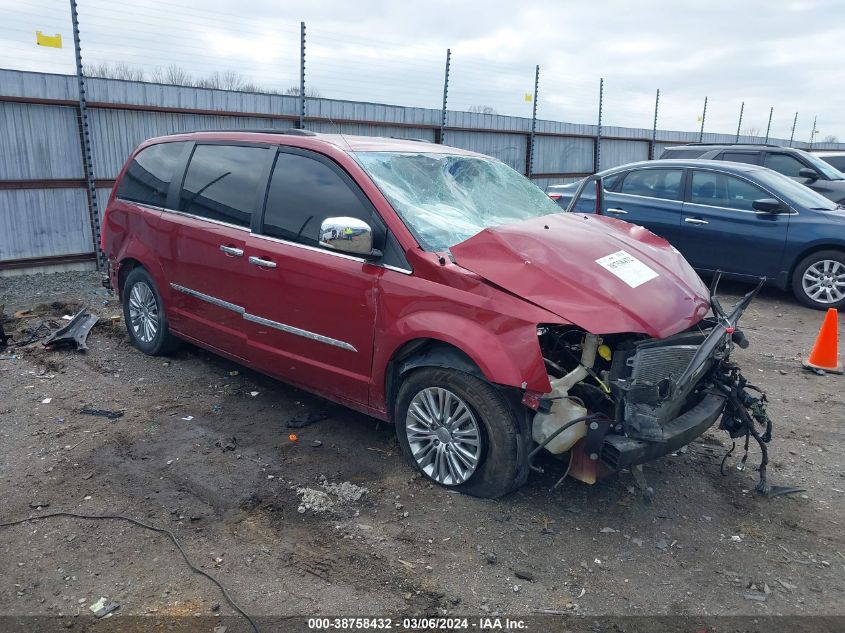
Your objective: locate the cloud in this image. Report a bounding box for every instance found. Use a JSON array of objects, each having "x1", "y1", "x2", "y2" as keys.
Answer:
[{"x1": 1, "y1": 0, "x2": 842, "y2": 140}]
